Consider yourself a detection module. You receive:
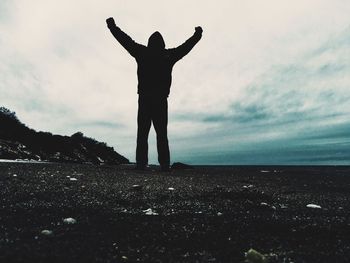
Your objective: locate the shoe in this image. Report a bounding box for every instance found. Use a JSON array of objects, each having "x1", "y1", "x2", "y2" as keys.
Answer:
[
  {"x1": 160, "y1": 165, "x2": 171, "y2": 172},
  {"x1": 135, "y1": 165, "x2": 146, "y2": 171}
]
